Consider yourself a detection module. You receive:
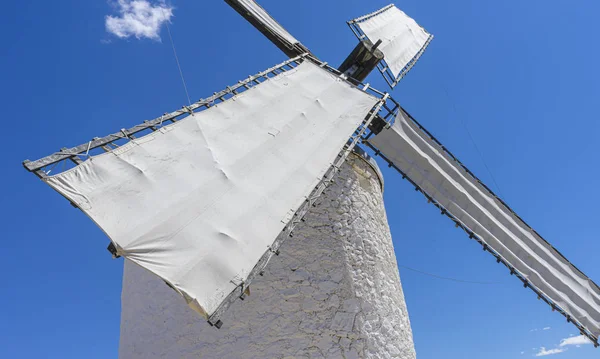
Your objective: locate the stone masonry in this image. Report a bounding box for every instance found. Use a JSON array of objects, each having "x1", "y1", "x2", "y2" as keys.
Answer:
[{"x1": 118, "y1": 150, "x2": 416, "y2": 359}]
